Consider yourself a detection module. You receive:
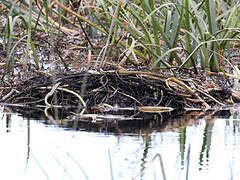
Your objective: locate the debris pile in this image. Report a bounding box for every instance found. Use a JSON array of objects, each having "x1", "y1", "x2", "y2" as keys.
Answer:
[{"x1": 1, "y1": 69, "x2": 239, "y2": 116}]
